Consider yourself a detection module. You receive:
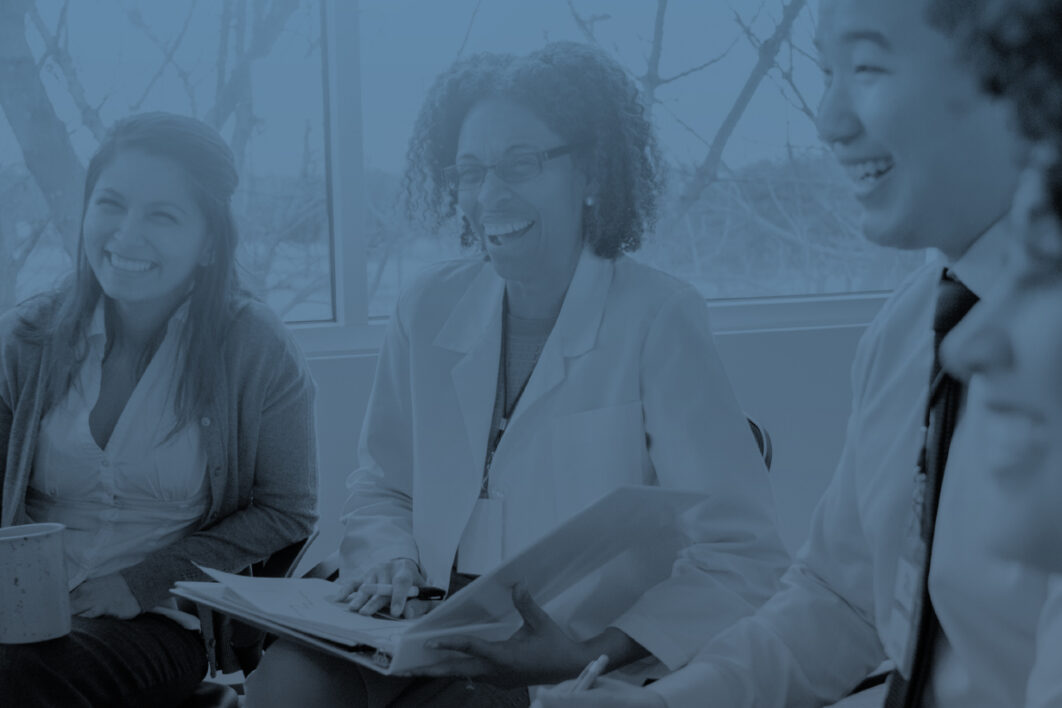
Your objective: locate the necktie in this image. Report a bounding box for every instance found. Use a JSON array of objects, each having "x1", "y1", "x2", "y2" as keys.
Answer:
[{"x1": 884, "y1": 273, "x2": 979, "y2": 708}]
